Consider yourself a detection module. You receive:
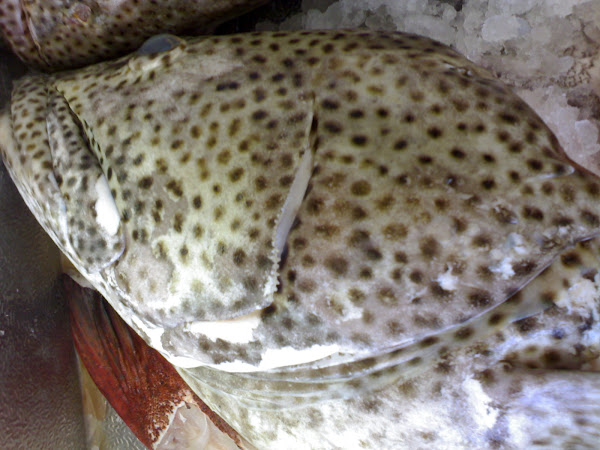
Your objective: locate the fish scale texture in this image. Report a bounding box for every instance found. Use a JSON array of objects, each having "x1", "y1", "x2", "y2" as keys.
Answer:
[
  {"x1": 2, "y1": 28, "x2": 600, "y2": 449},
  {"x1": 0, "y1": 0, "x2": 270, "y2": 70},
  {"x1": 1, "y1": 30, "x2": 600, "y2": 380}
]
